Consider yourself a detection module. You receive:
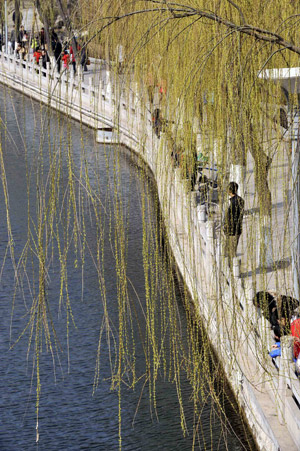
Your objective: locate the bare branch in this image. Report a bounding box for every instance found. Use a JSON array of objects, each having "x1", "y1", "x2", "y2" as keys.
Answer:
[
  {"x1": 139, "y1": 1, "x2": 300, "y2": 55},
  {"x1": 226, "y1": 0, "x2": 246, "y2": 25}
]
